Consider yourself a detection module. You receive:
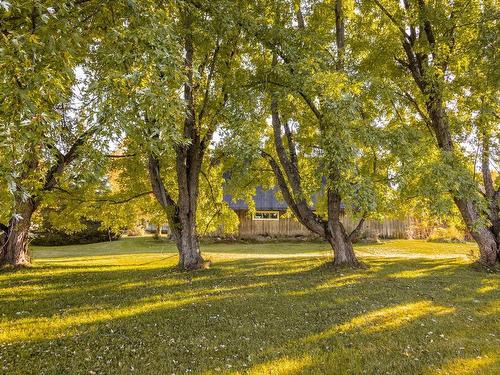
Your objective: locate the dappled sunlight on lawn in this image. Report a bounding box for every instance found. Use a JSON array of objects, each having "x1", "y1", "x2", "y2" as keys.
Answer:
[
  {"x1": 0, "y1": 294, "x2": 229, "y2": 343},
  {"x1": 426, "y1": 354, "x2": 498, "y2": 374},
  {"x1": 240, "y1": 355, "x2": 314, "y2": 375},
  {"x1": 286, "y1": 273, "x2": 367, "y2": 297},
  {"x1": 304, "y1": 300, "x2": 455, "y2": 342},
  {"x1": 476, "y1": 279, "x2": 499, "y2": 295},
  {"x1": 474, "y1": 301, "x2": 500, "y2": 317},
  {"x1": 338, "y1": 301, "x2": 455, "y2": 334},
  {"x1": 387, "y1": 264, "x2": 457, "y2": 279},
  {"x1": 0, "y1": 240, "x2": 498, "y2": 374}
]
